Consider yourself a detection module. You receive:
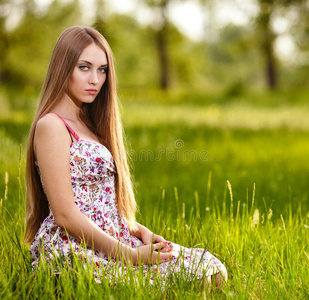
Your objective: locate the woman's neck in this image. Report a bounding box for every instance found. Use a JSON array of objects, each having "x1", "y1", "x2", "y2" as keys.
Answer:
[{"x1": 52, "y1": 93, "x2": 82, "y2": 122}]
